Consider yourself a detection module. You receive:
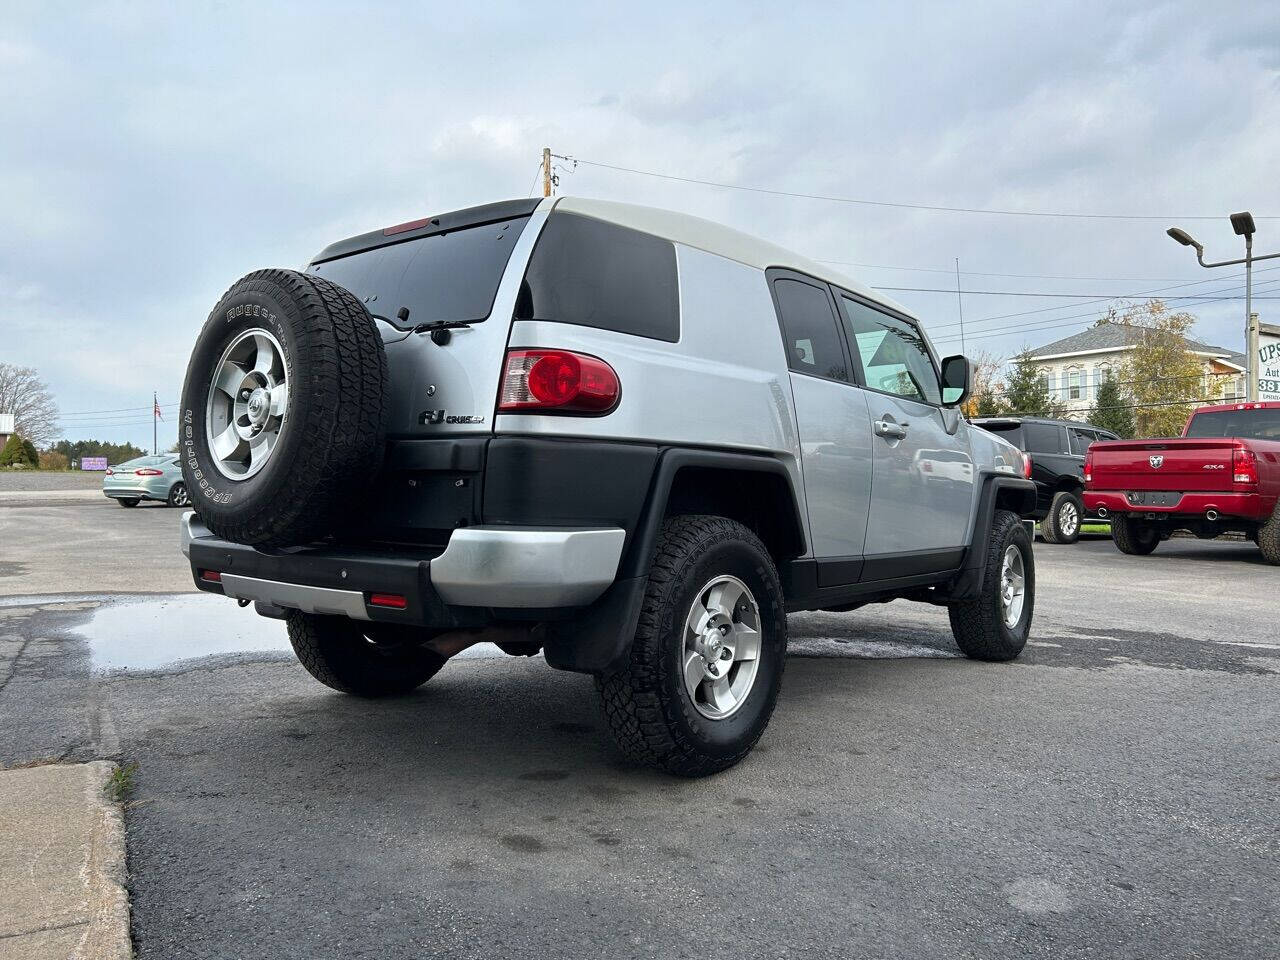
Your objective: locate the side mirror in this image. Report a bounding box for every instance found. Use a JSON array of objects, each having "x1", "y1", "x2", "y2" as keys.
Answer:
[{"x1": 940, "y1": 355, "x2": 970, "y2": 408}]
